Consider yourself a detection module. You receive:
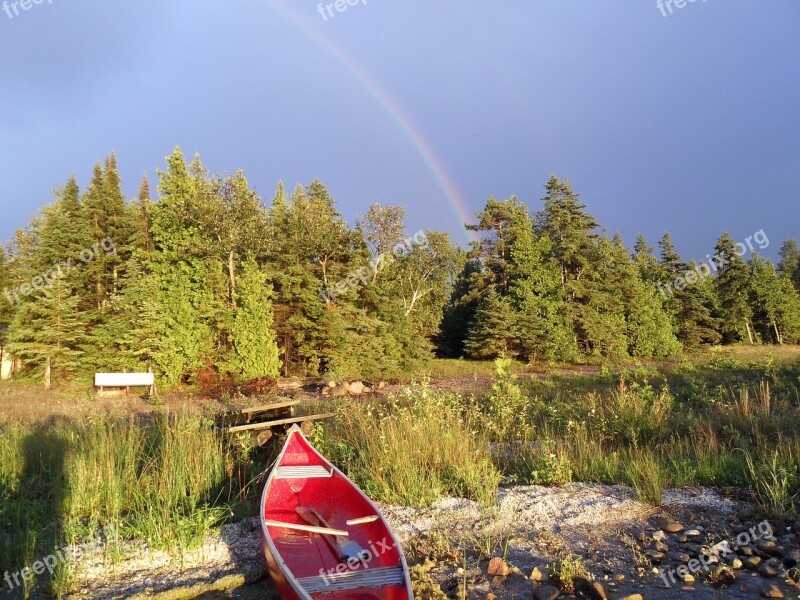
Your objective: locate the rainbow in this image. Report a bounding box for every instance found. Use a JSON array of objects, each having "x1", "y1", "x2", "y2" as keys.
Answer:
[{"x1": 260, "y1": 0, "x2": 478, "y2": 242}]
